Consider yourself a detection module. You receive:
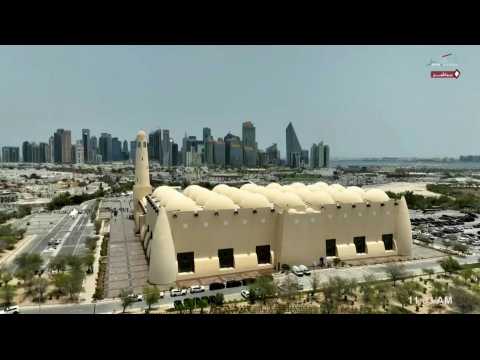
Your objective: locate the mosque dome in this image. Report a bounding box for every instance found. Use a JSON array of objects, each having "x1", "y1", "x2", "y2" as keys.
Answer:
[
  {"x1": 266, "y1": 182, "x2": 282, "y2": 190},
  {"x1": 203, "y1": 194, "x2": 238, "y2": 210},
  {"x1": 165, "y1": 197, "x2": 200, "y2": 212},
  {"x1": 305, "y1": 191, "x2": 336, "y2": 208},
  {"x1": 330, "y1": 189, "x2": 364, "y2": 204},
  {"x1": 239, "y1": 193, "x2": 271, "y2": 209},
  {"x1": 363, "y1": 189, "x2": 390, "y2": 203}
]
